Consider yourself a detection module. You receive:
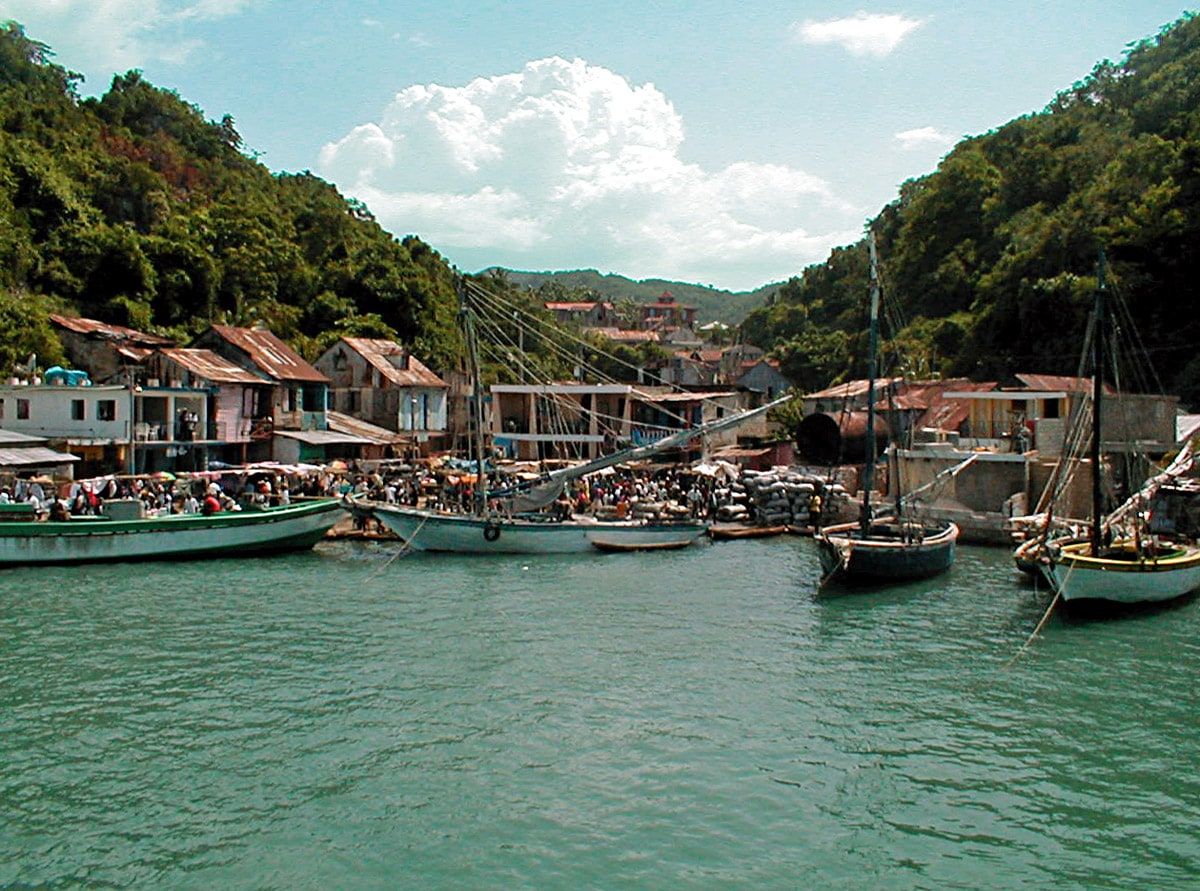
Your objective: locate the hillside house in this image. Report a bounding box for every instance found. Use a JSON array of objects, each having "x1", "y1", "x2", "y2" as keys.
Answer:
[
  {"x1": 735, "y1": 359, "x2": 791, "y2": 402},
  {"x1": 49, "y1": 315, "x2": 175, "y2": 384},
  {"x1": 191, "y1": 326, "x2": 355, "y2": 463},
  {"x1": 545, "y1": 301, "x2": 615, "y2": 327},
  {"x1": 313, "y1": 337, "x2": 450, "y2": 453},
  {"x1": 637, "y1": 292, "x2": 696, "y2": 330}
]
